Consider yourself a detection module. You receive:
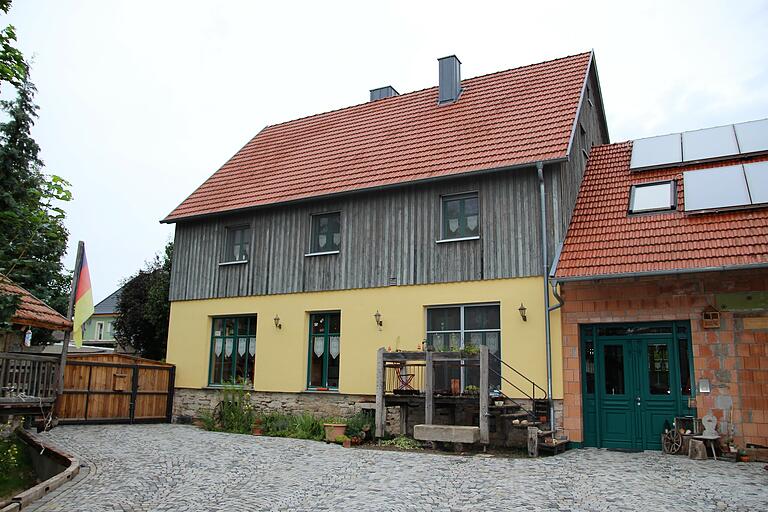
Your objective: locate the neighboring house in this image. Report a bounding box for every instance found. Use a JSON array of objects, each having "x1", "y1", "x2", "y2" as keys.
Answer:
[
  {"x1": 83, "y1": 287, "x2": 121, "y2": 348},
  {"x1": 163, "y1": 52, "x2": 609, "y2": 426},
  {"x1": 553, "y1": 120, "x2": 768, "y2": 450}
]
